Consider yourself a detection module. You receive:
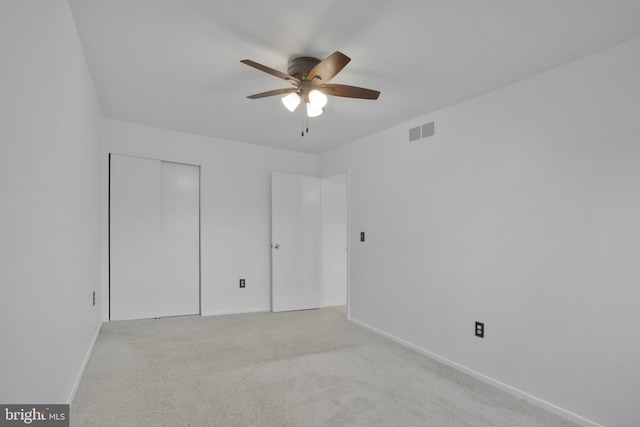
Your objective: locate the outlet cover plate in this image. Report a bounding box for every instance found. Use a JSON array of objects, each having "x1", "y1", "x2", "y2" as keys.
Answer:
[{"x1": 475, "y1": 321, "x2": 484, "y2": 338}]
